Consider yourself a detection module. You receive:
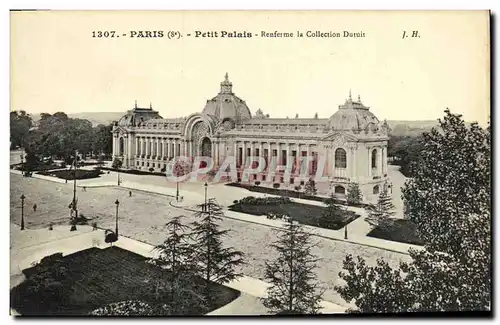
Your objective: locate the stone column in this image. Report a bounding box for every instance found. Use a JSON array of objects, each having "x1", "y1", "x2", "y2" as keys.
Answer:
[
  {"x1": 368, "y1": 147, "x2": 372, "y2": 177},
  {"x1": 242, "y1": 141, "x2": 247, "y2": 167},
  {"x1": 234, "y1": 141, "x2": 238, "y2": 165},
  {"x1": 307, "y1": 144, "x2": 311, "y2": 175},
  {"x1": 378, "y1": 147, "x2": 383, "y2": 176}
]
